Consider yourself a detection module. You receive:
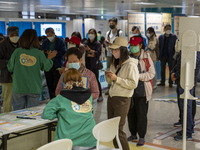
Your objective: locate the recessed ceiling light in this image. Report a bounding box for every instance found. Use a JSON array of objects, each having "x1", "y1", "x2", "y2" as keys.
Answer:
[
  {"x1": 0, "y1": 1, "x2": 18, "y2": 4},
  {"x1": 133, "y1": 2, "x2": 156, "y2": 5}
]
